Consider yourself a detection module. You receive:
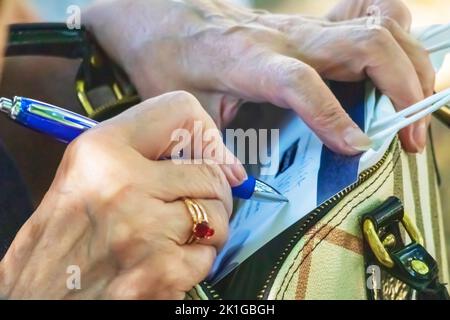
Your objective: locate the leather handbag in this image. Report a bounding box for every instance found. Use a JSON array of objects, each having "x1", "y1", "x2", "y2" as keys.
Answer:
[
  {"x1": 187, "y1": 23, "x2": 450, "y2": 301},
  {"x1": 7, "y1": 23, "x2": 448, "y2": 300},
  {"x1": 187, "y1": 84, "x2": 450, "y2": 300}
]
